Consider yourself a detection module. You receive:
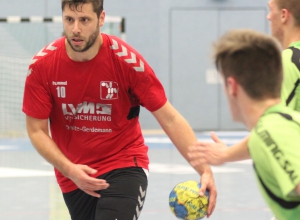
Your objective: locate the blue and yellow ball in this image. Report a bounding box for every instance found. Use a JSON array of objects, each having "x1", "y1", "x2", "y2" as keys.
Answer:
[{"x1": 169, "y1": 180, "x2": 209, "y2": 220}]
